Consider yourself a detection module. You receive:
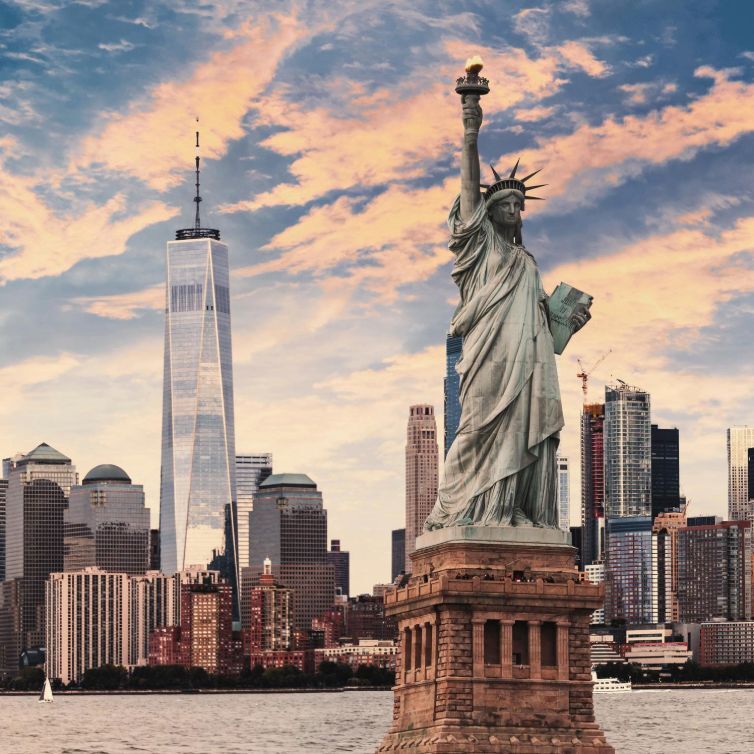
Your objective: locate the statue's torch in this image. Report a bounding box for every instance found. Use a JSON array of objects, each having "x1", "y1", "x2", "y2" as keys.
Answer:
[{"x1": 455, "y1": 55, "x2": 490, "y2": 133}]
